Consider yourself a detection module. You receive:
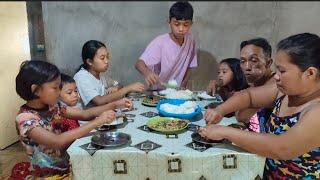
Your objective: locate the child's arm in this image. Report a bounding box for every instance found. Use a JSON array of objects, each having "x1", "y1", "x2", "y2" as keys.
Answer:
[
  {"x1": 90, "y1": 83, "x2": 145, "y2": 106},
  {"x1": 65, "y1": 98, "x2": 133, "y2": 121},
  {"x1": 206, "y1": 80, "x2": 217, "y2": 95},
  {"x1": 106, "y1": 86, "x2": 120, "y2": 94},
  {"x1": 27, "y1": 110, "x2": 115, "y2": 149},
  {"x1": 135, "y1": 60, "x2": 160, "y2": 86}
]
